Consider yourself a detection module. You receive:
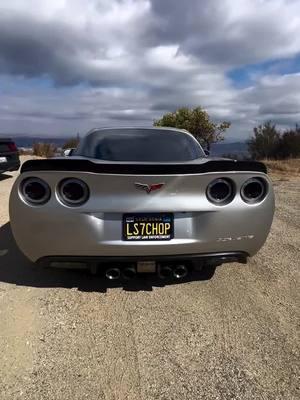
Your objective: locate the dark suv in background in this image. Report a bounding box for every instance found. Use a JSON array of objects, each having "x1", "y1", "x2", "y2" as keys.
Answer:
[{"x1": 0, "y1": 138, "x2": 20, "y2": 174}]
